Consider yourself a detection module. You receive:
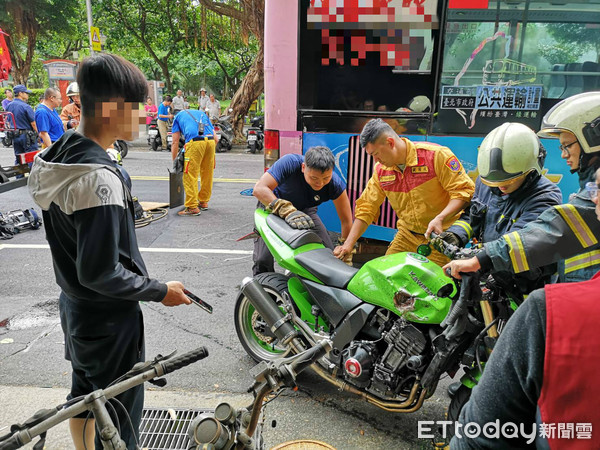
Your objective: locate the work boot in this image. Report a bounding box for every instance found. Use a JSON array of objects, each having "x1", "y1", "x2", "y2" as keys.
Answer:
[{"x1": 178, "y1": 207, "x2": 201, "y2": 216}]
